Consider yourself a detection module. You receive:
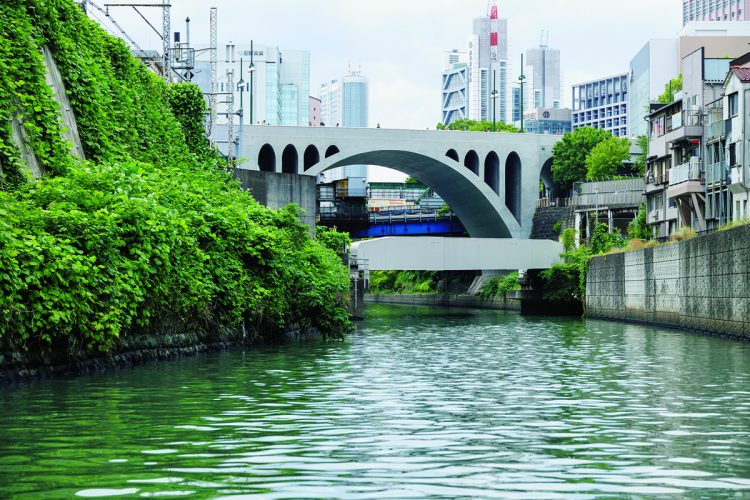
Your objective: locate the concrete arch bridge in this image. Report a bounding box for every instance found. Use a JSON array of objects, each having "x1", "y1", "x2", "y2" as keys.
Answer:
[{"x1": 241, "y1": 126, "x2": 561, "y2": 238}]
